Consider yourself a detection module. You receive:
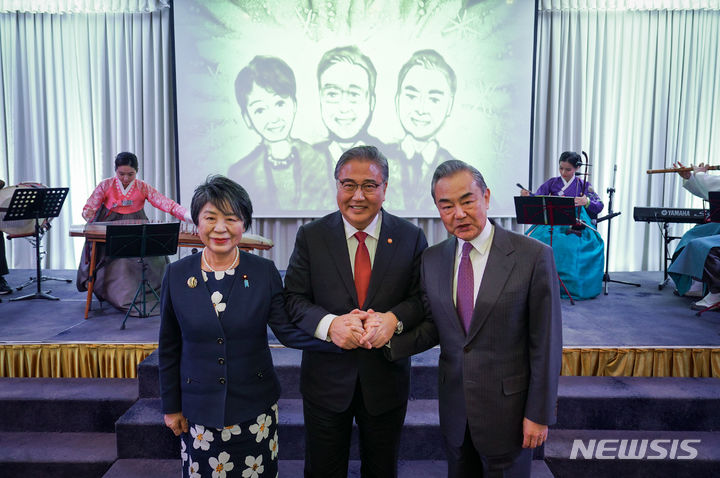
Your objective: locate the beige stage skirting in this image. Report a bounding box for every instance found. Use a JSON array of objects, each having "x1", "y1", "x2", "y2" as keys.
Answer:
[{"x1": 0, "y1": 344, "x2": 719, "y2": 378}]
